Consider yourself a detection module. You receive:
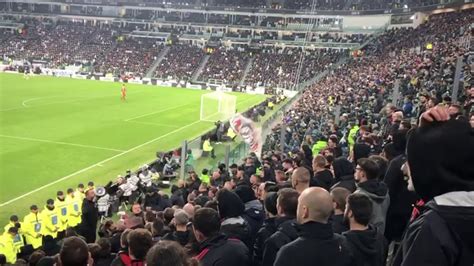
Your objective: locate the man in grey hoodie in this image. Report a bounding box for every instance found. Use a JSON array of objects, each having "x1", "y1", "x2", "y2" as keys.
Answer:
[{"x1": 354, "y1": 158, "x2": 390, "y2": 234}]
